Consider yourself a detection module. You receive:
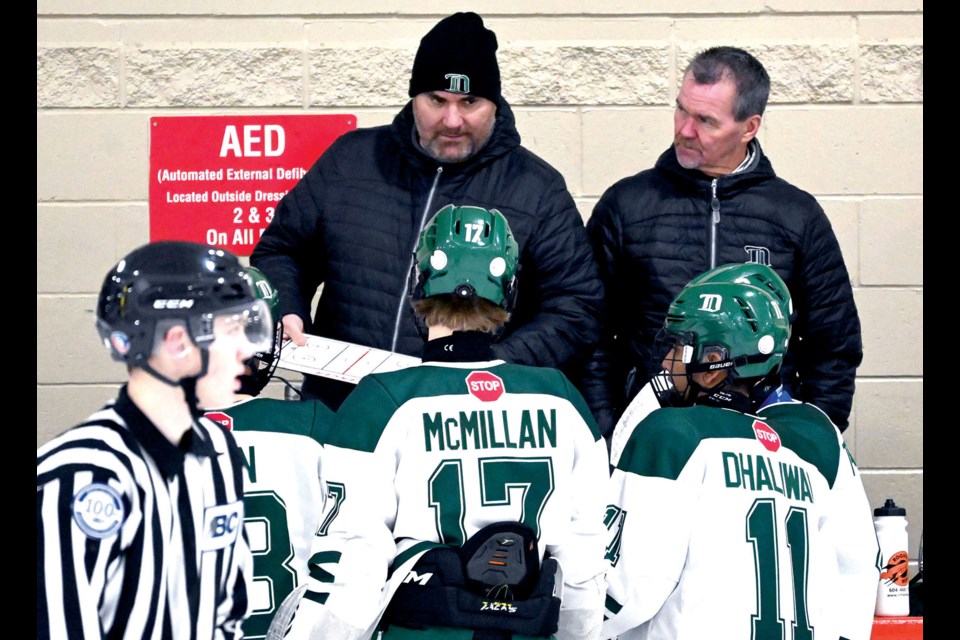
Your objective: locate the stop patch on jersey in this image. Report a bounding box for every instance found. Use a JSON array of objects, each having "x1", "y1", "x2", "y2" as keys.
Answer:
[
  {"x1": 72, "y1": 482, "x2": 124, "y2": 539},
  {"x1": 752, "y1": 420, "x2": 781, "y2": 453},
  {"x1": 466, "y1": 371, "x2": 505, "y2": 402}
]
